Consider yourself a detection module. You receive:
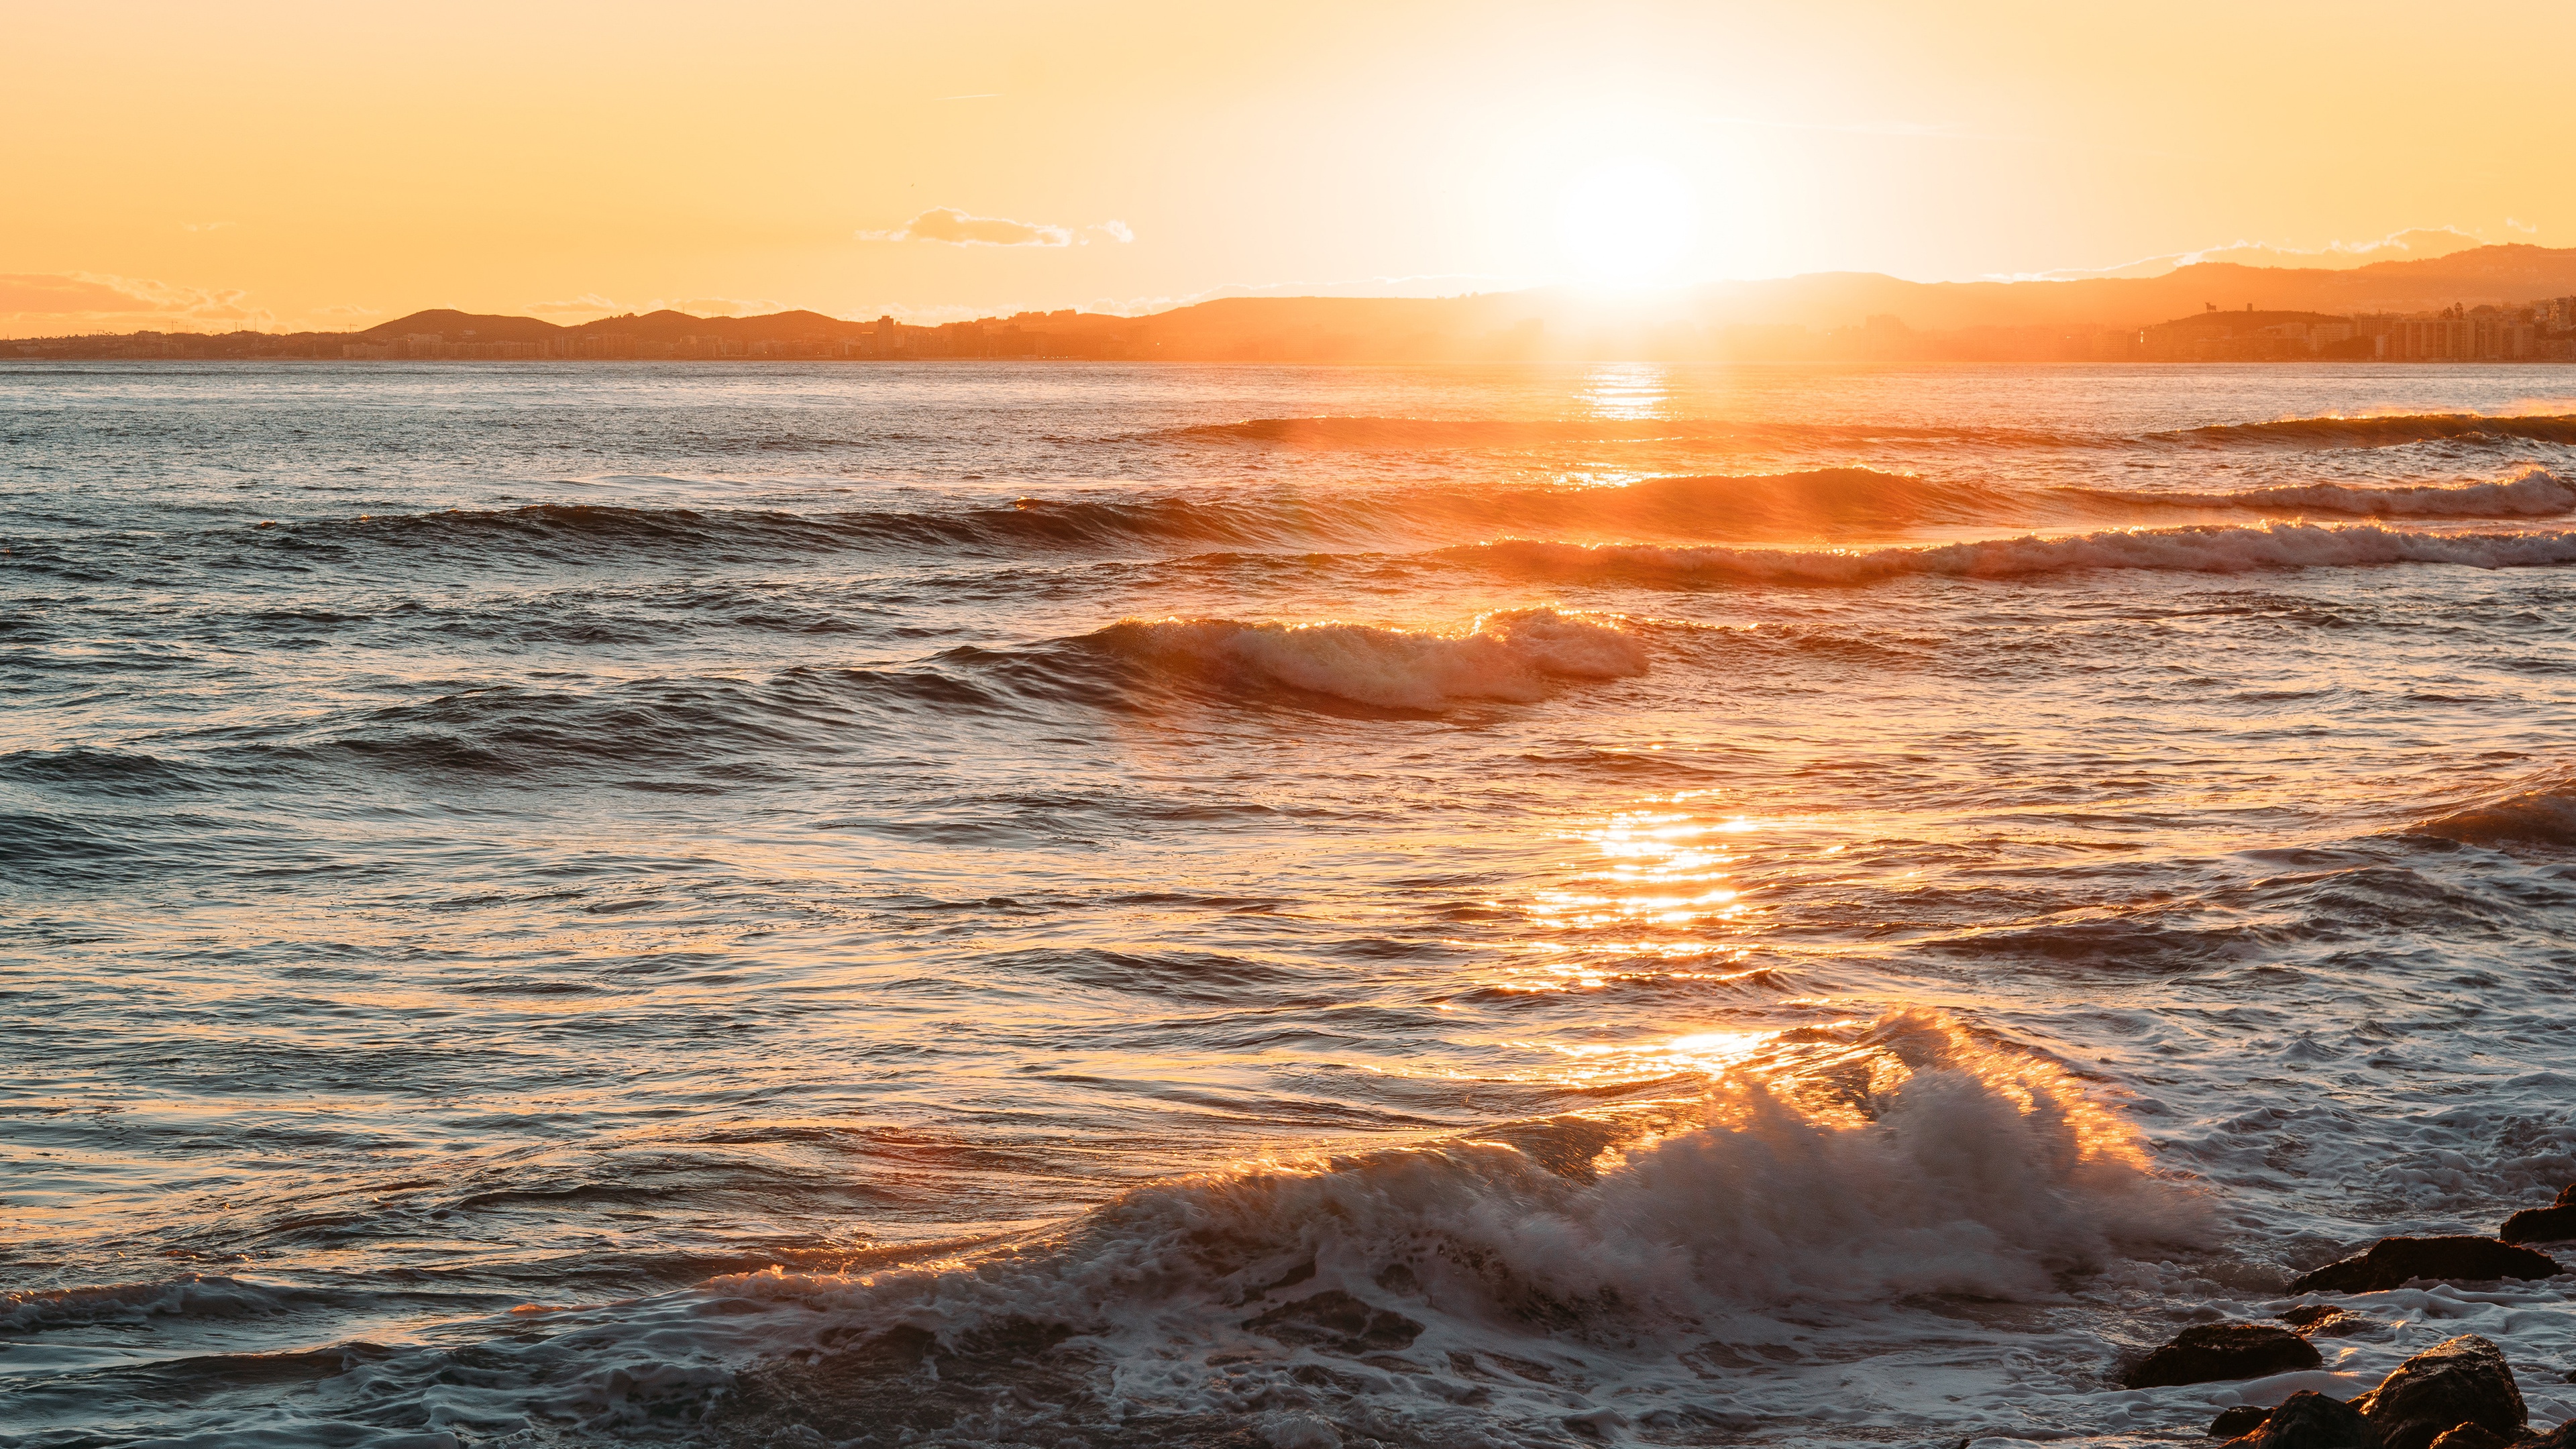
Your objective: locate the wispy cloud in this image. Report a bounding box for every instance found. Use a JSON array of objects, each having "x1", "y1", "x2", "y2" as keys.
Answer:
[
  {"x1": 858, "y1": 208, "x2": 1135, "y2": 248},
  {"x1": 181, "y1": 220, "x2": 237, "y2": 233},
  {"x1": 0, "y1": 272, "x2": 270, "y2": 334}
]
